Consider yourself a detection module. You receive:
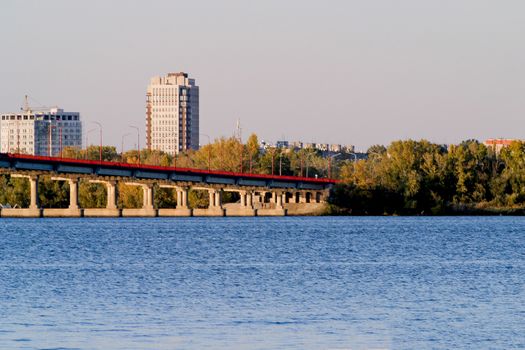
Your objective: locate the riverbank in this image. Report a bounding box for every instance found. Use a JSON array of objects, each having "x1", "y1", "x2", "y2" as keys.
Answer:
[{"x1": 325, "y1": 202, "x2": 525, "y2": 216}]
